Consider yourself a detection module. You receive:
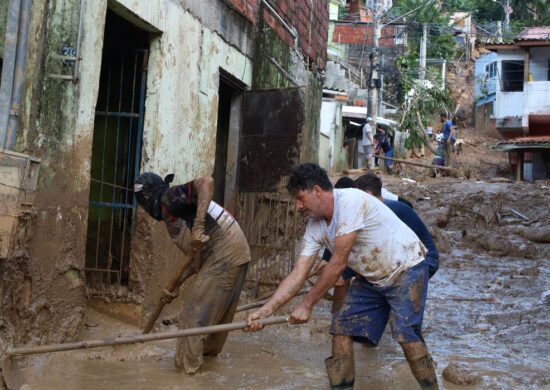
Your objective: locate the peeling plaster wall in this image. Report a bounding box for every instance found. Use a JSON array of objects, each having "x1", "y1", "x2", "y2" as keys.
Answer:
[
  {"x1": 1, "y1": 0, "x2": 108, "y2": 352},
  {"x1": 110, "y1": 0, "x2": 253, "y2": 323},
  {"x1": 139, "y1": 4, "x2": 252, "y2": 181}
]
